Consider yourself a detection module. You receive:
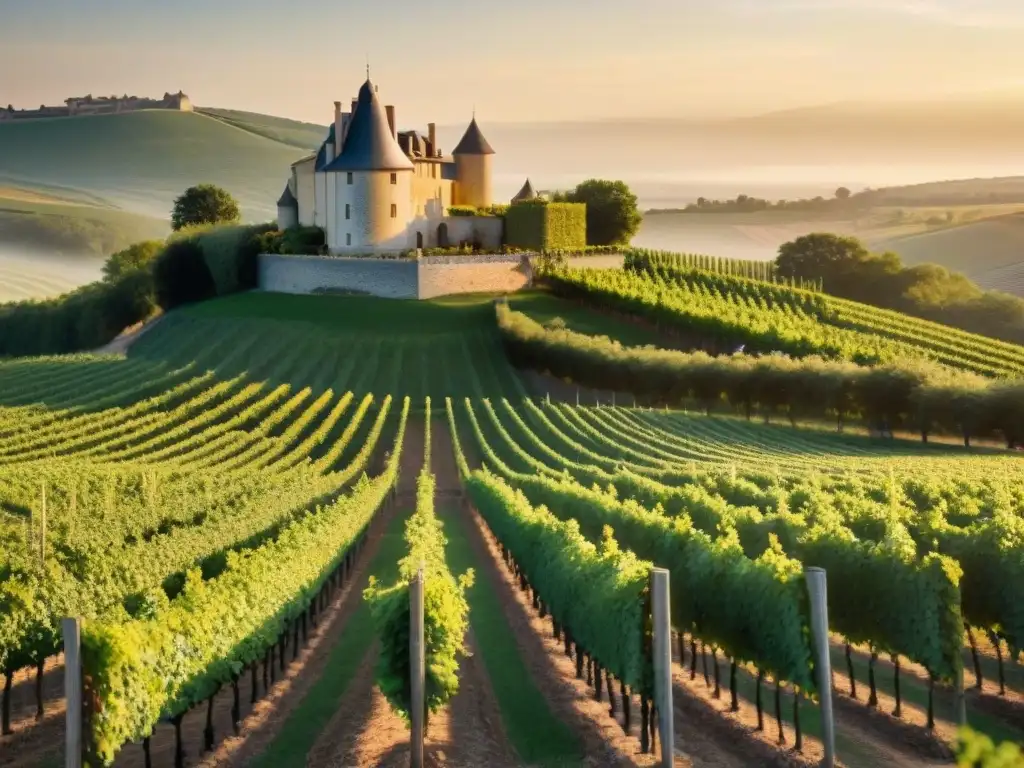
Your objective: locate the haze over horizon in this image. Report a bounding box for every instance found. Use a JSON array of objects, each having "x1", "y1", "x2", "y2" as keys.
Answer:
[{"x1": 4, "y1": 0, "x2": 1024, "y2": 126}]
